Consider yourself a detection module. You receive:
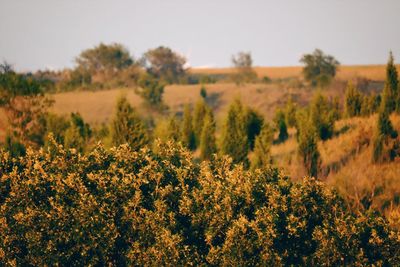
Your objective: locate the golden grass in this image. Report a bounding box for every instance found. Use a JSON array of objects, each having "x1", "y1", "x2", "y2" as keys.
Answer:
[
  {"x1": 51, "y1": 83, "x2": 318, "y2": 126},
  {"x1": 190, "y1": 65, "x2": 400, "y2": 81}
]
